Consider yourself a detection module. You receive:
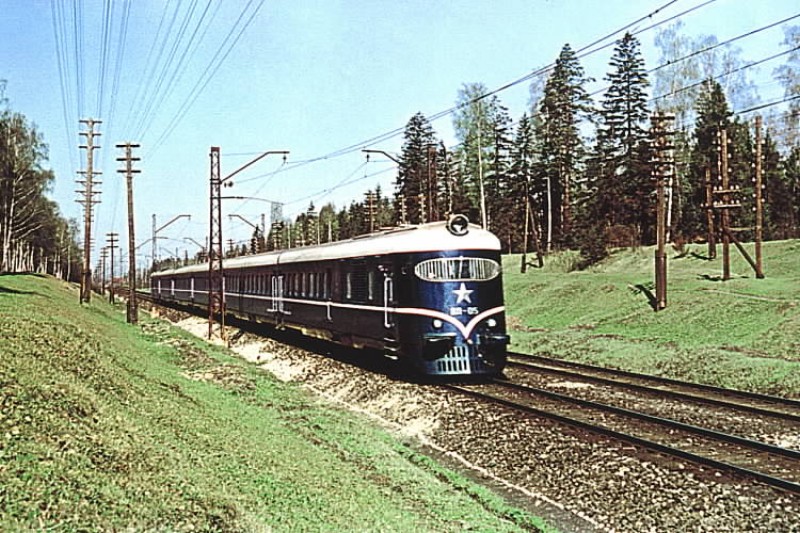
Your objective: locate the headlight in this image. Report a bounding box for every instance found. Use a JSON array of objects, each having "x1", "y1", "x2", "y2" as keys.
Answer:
[
  {"x1": 486, "y1": 318, "x2": 497, "y2": 328},
  {"x1": 446, "y1": 214, "x2": 469, "y2": 236},
  {"x1": 432, "y1": 319, "x2": 443, "y2": 329}
]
